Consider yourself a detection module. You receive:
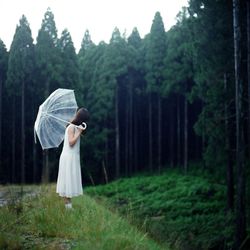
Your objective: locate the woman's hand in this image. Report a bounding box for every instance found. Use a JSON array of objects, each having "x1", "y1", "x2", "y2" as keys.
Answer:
[{"x1": 78, "y1": 122, "x2": 87, "y2": 131}]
